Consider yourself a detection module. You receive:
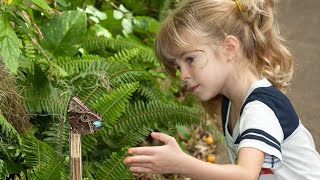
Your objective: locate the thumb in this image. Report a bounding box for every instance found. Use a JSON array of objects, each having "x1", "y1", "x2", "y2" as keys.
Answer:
[{"x1": 151, "y1": 132, "x2": 175, "y2": 145}]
